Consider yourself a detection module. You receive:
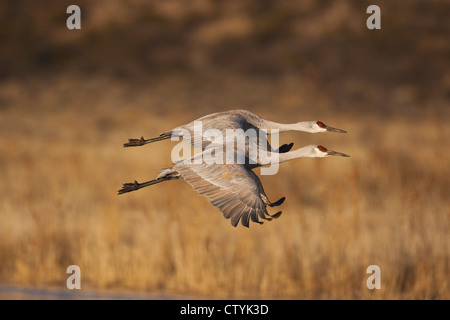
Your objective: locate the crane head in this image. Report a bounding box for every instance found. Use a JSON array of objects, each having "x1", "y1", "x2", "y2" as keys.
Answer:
[
  {"x1": 316, "y1": 145, "x2": 350, "y2": 157},
  {"x1": 315, "y1": 121, "x2": 347, "y2": 133}
]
